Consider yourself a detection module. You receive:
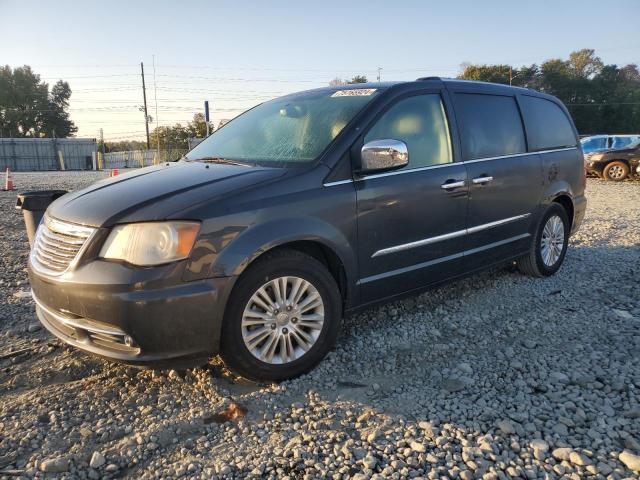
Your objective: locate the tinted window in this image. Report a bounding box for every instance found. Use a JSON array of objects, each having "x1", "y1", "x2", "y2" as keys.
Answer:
[
  {"x1": 520, "y1": 95, "x2": 577, "y2": 151},
  {"x1": 454, "y1": 93, "x2": 526, "y2": 160},
  {"x1": 611, "y1": 136, "x2": 640, "y2": 149},
  {"x1": 581, "y1": 136, "x2": 607, "y2": 153},
  {"x1": 364, "y1": 94, "x2": 452, "y2": 168}
]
